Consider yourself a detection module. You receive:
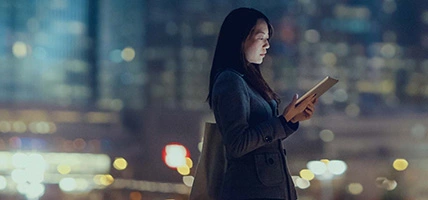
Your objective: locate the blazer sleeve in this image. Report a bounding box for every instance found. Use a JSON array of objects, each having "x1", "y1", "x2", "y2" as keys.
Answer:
[{"x1": 212, "y1": 71, "x2": 298, "y2": 158}]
